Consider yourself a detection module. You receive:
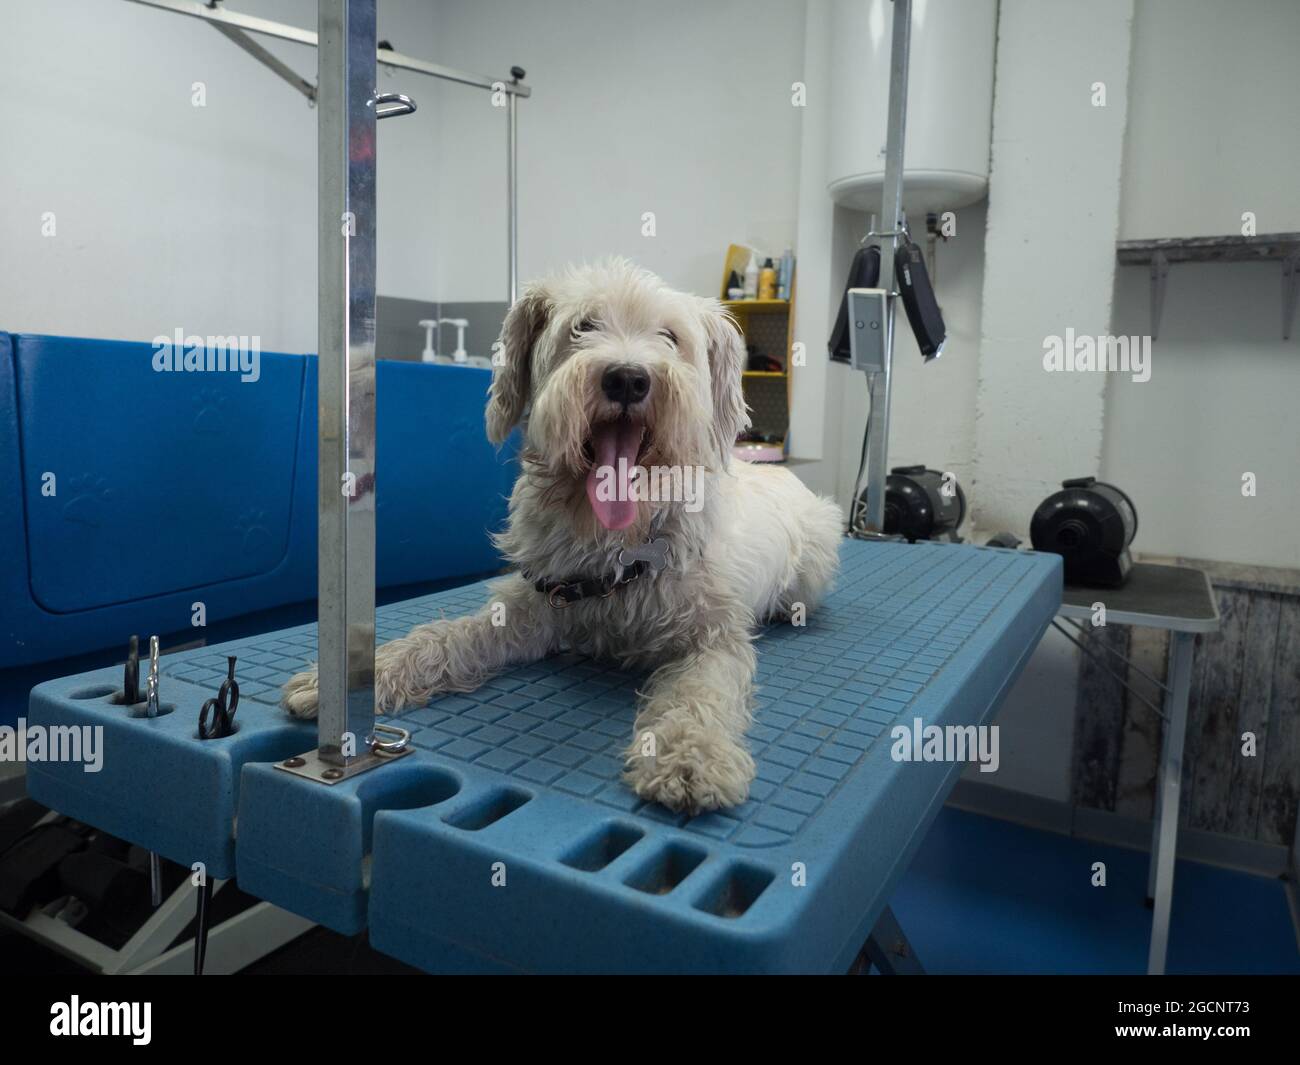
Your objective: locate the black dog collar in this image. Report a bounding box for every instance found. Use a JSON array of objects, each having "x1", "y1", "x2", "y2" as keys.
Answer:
[
  {"x1": 531, "y1": 561, "x2": 647, "y2": 609},
  {"x1": 527, "y1": 537, "x2": 671, "y2": 609}
]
